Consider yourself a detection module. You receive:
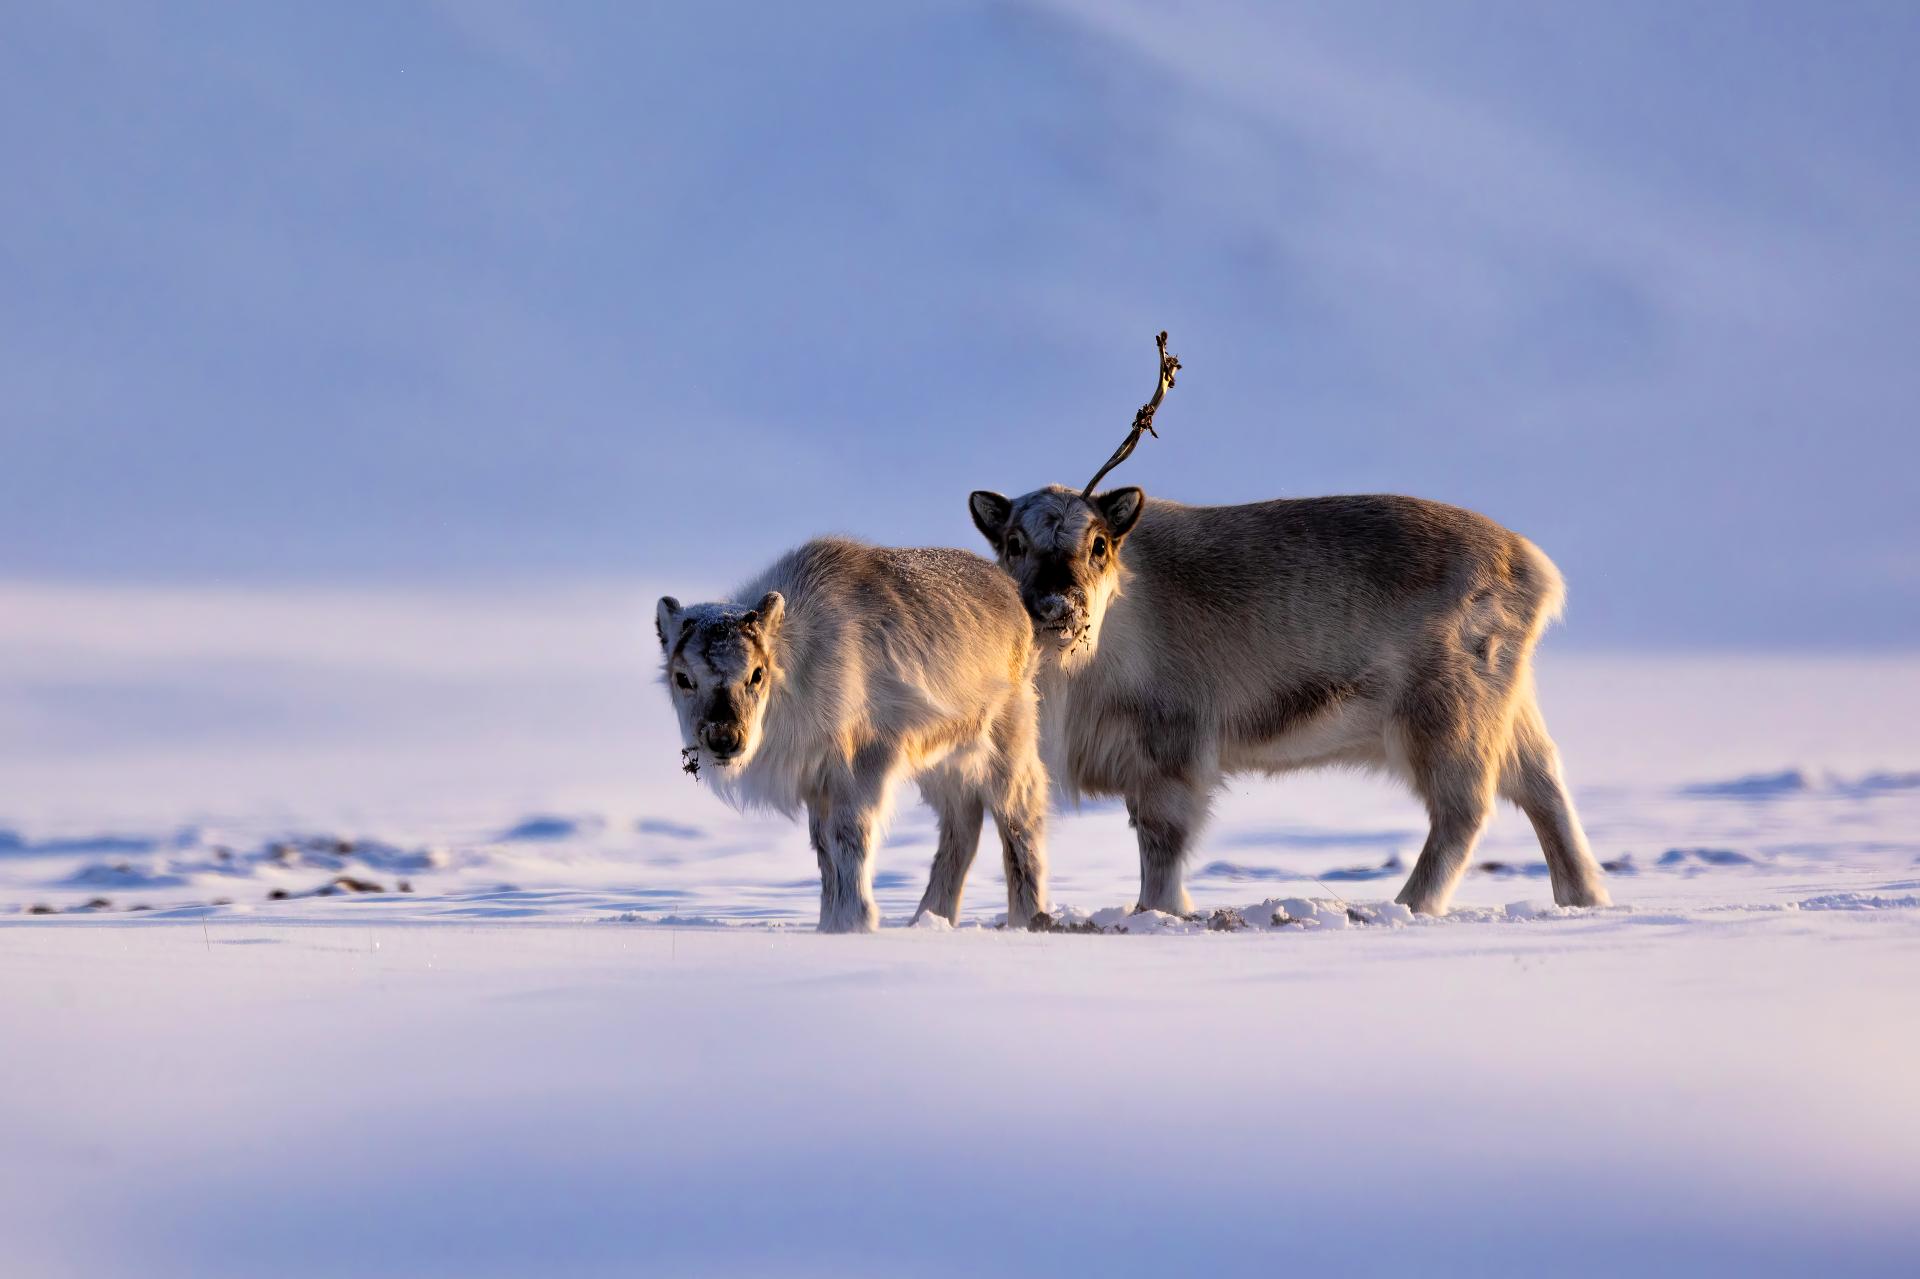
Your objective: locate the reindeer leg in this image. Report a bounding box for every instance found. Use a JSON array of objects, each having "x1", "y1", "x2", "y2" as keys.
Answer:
[
  {"x1": 1501, "y1": 699, "x2": 1611, "y2": 908},
  {"x1": 807, "y1": 796, "x2": 840, "y2": 927},
  {"x1": 818, "y1": 746, "x2": 898, "y2": 934},
  {"x1": 912, "y1": 770, "x2": 985, "y2": 926},
  {"x1": 1394, "y1": 677, "x2": 1499, "y2": 917},
  {"x1": 1130, "y1": 775, "x2": 1209, "y2": 916},
  {"x1": 987, "y1": 696, "x2": 1050, "y2": 930}
]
